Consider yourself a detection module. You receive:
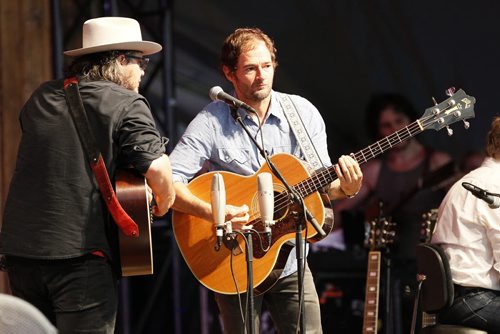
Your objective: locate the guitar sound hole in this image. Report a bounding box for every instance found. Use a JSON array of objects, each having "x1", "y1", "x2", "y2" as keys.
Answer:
[{"x1": 273, "y1": 191, "x2": 289, "y2": 221}]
